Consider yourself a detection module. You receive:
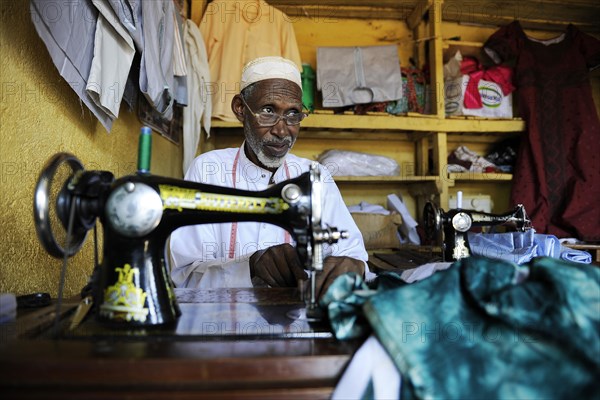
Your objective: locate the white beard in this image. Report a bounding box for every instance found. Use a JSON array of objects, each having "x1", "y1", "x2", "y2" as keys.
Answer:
[{"x1": 244, "y1": 125, "x2": 295, "y2": 169}]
